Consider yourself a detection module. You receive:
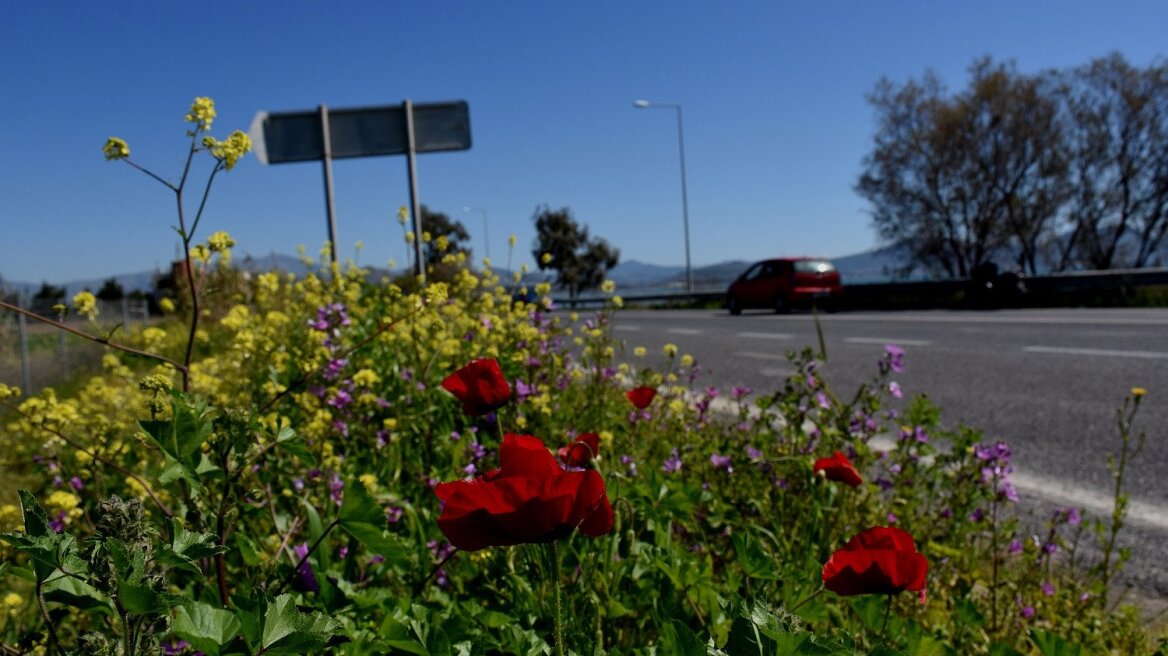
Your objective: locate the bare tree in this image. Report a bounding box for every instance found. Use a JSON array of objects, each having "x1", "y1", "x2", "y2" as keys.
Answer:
[{"x1": 1060, "y1": 53, "x2": 1168, "y2": 270}]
